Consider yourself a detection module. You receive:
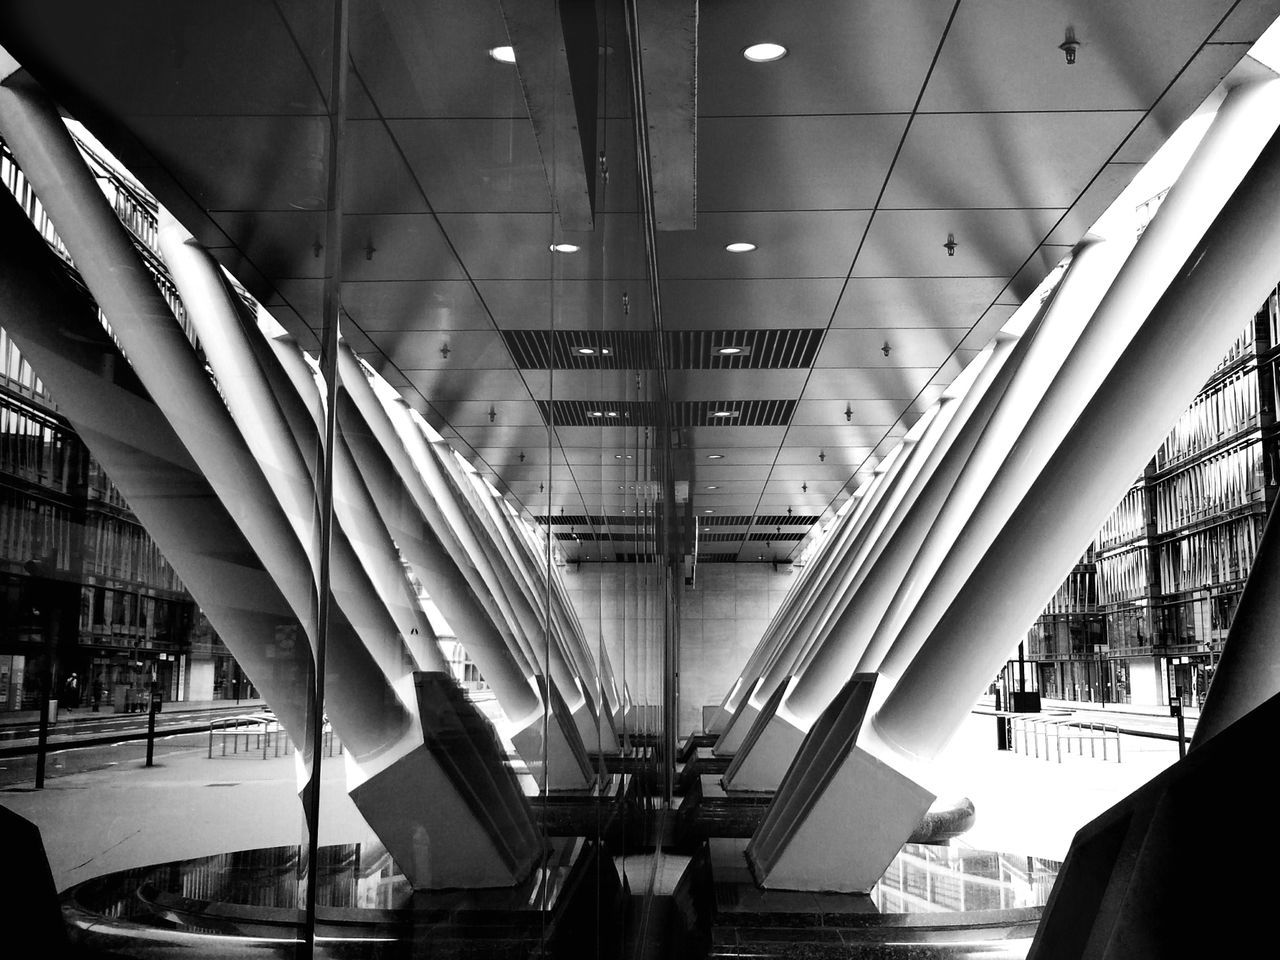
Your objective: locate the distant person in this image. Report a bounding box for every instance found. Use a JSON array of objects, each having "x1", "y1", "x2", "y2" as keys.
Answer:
[{"x1": 64, "y1": 673, "x2": 80, "y2": 709}]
